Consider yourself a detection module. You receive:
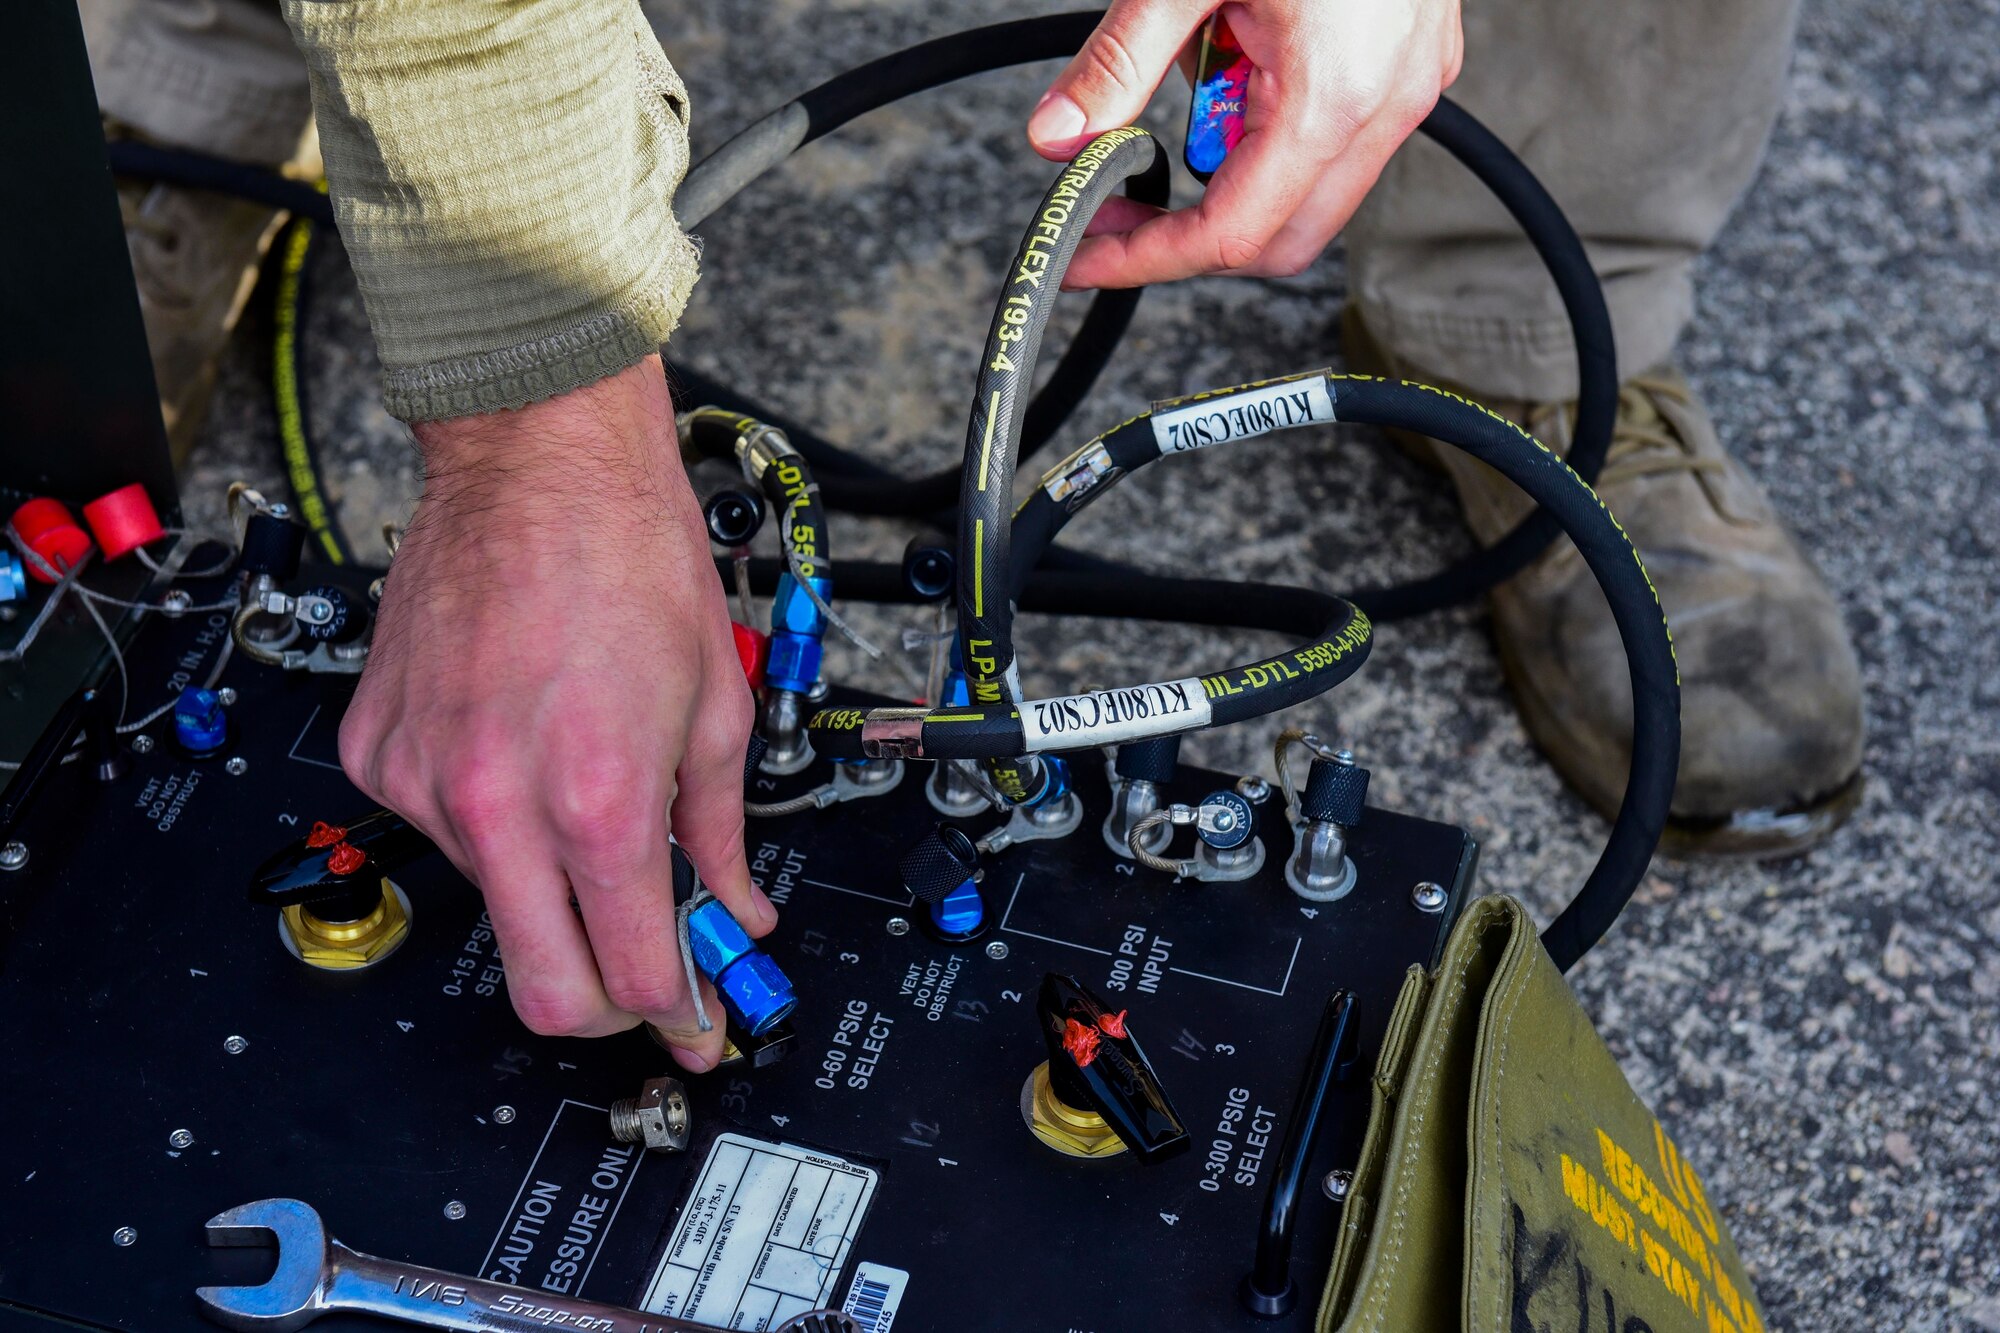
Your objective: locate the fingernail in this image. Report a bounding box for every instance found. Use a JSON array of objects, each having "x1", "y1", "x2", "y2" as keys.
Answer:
[
  {"x1": 1029, "y1": 92, "x2": 1087, "y2": 147},
  {"x1": 668, "y1": 1041, "x2": 714, "y2": 1073},
  {"x1": 750, "y1": 884, "x2": 778, "y2": 929}
]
